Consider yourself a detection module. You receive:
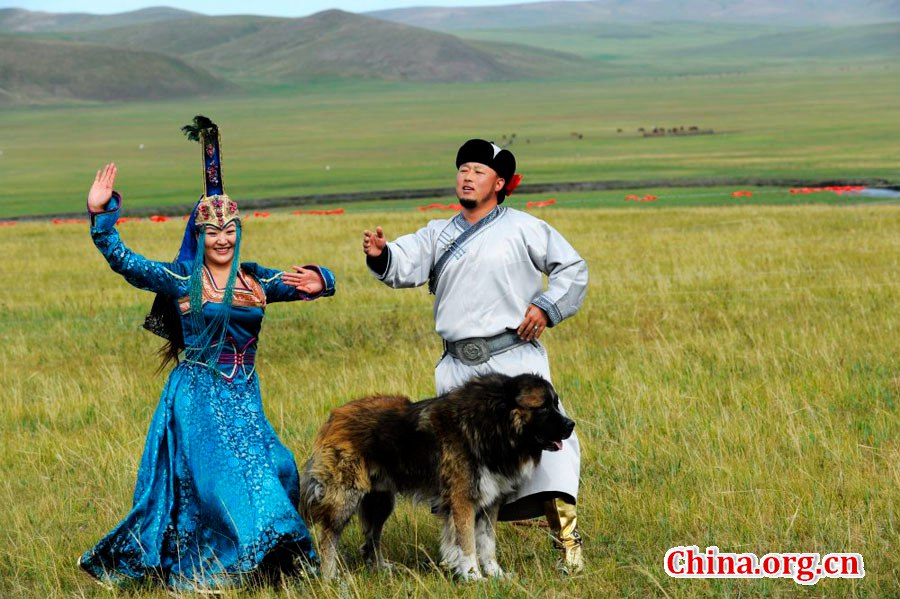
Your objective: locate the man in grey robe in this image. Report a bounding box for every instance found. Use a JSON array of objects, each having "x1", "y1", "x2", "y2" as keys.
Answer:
[{"x1": 362, "y1": 139, "x2": 588, "y2": 573}]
